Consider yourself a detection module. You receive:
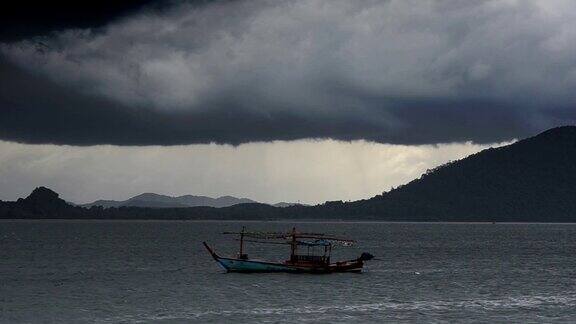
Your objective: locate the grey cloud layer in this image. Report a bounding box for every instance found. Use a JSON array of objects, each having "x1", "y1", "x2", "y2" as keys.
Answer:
[{"x1": 1, "y1": 0, "x2": 576, "y2": 145}]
